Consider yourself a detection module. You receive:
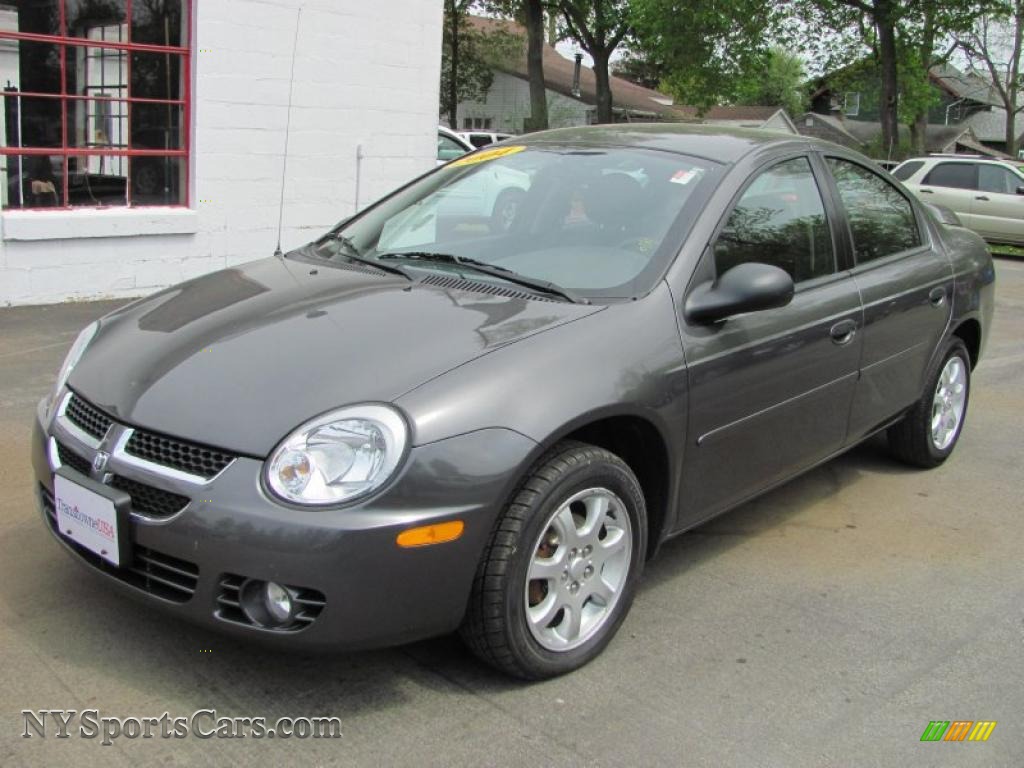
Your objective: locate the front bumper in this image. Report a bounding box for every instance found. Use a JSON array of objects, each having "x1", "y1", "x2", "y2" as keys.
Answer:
[{"x1": 32, "y1": 395, "x2": 537, "y2": 650}]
